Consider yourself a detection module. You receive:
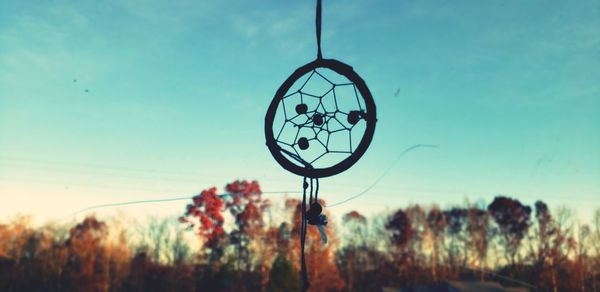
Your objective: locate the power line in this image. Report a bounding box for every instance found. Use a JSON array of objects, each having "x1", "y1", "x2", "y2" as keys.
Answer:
[
  {"x1": 0, "y1": 156, "x2": 196, "y2": 176},
  {"x1": 326, "y1": 144, "x2": 439, "y2": 207},
  {"x1": 0, "y1": 176, "x2": 197, "y2": 194},
  {"x1": 0, "y1": 162, "x2": 211, "y2": 184},
  {"x1": 69, "y1": 190, "x2": 302, "y2": 218},
  {"x1": 0, "y1": 156, "x2": 306, "y2": 187},
  {"x1": 72, "y1": 196, "x2": 194, "y2": 216},
  {"x1": 18, "y1": 143, "x2": 440, "y2": 217},
  {"x1": 7, "y1": 143, "x2": 437, "y2": 218}
]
